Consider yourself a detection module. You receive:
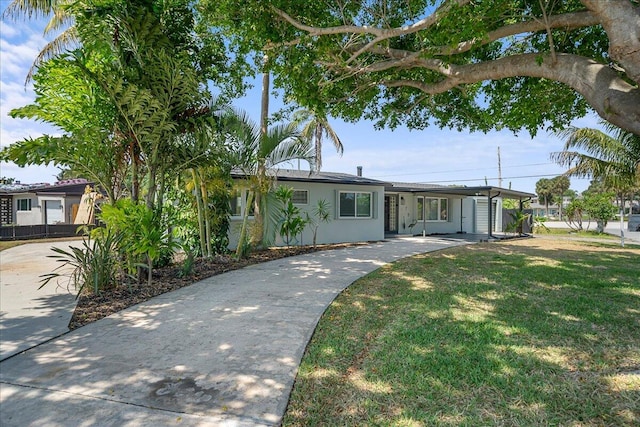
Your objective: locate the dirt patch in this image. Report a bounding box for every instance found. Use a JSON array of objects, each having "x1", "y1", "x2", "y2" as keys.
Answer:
[{"x1": 69, "y1": 243, "x2": 368, "y2": 330}]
